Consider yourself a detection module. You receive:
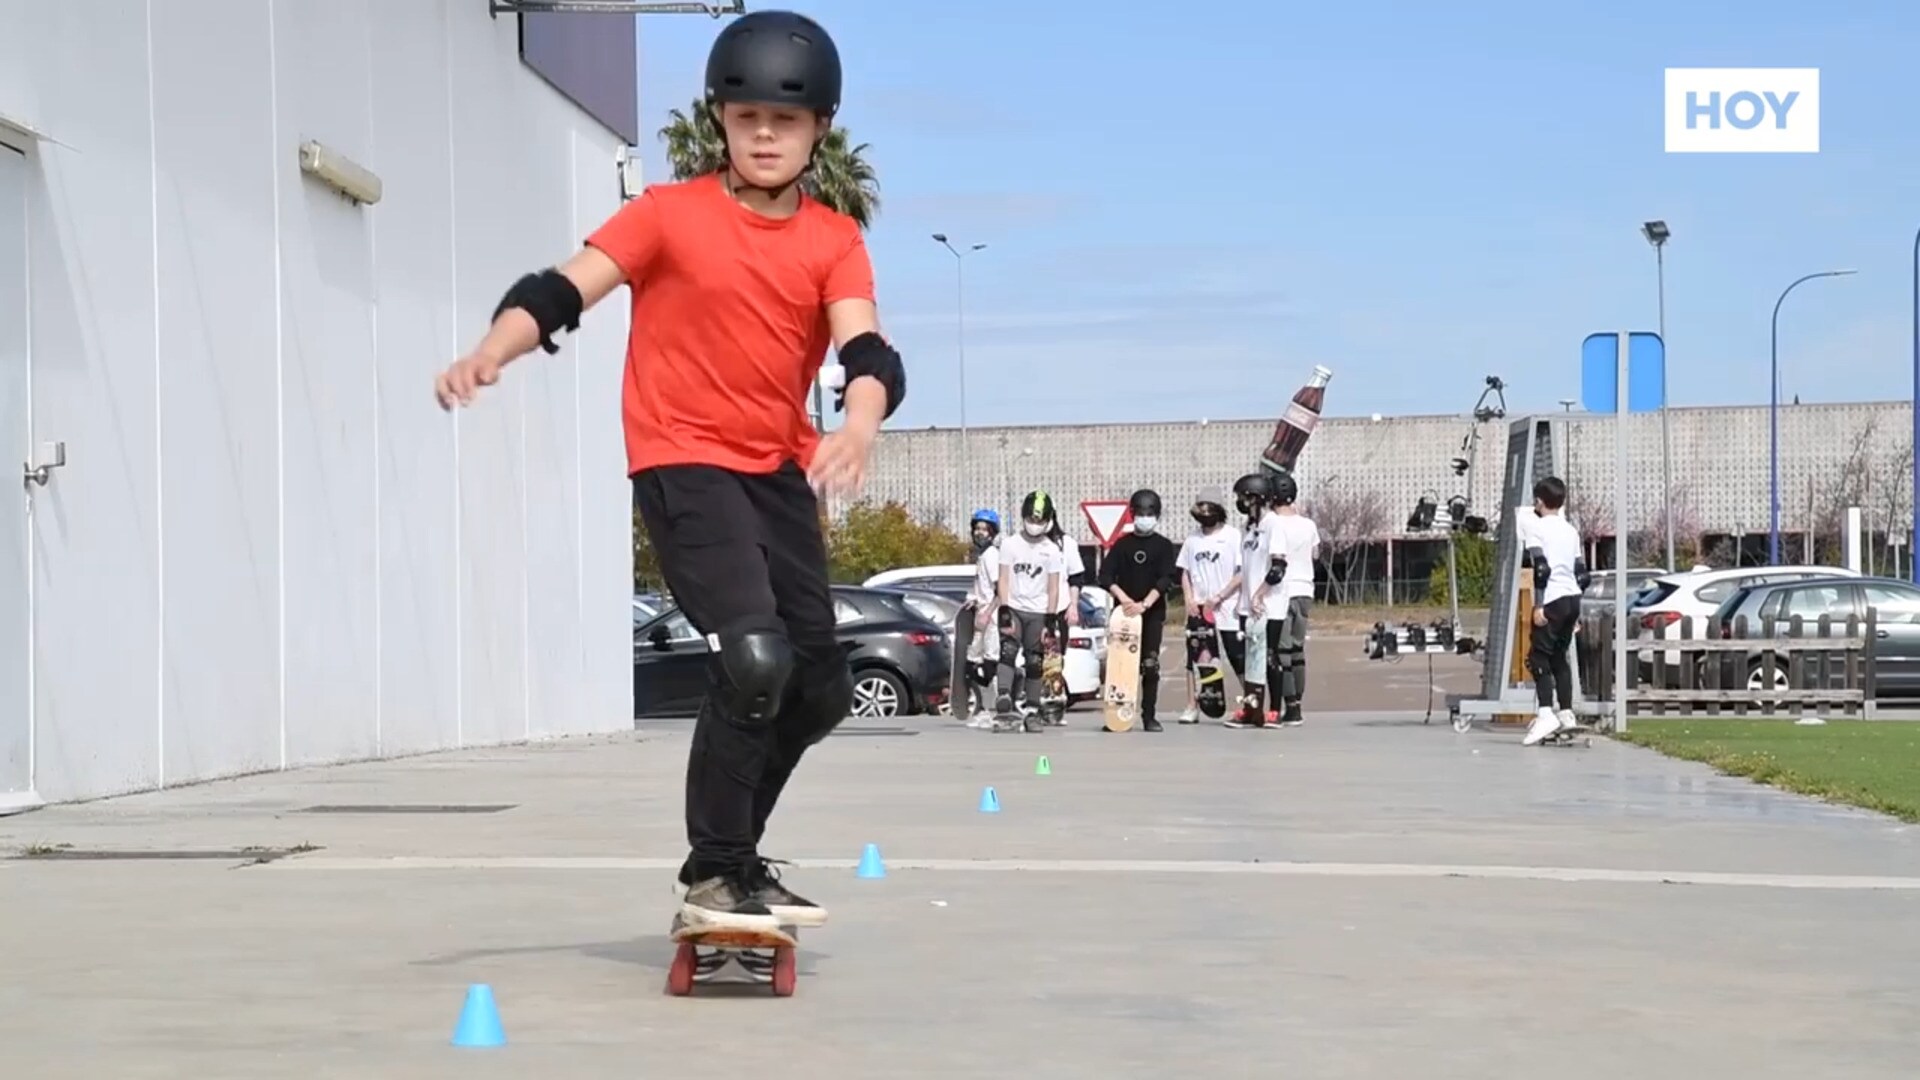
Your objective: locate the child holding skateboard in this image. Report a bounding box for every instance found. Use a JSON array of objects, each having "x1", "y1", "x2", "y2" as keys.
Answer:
[
  {"x1": 434, "y1": 10, "x2": 899, "y2": 934},
  {"x1": 1223, "y1": 472, "x2": 1282, "y2": 728},
  {"x1": 994, "y1": 491, "x2": 1065, "y2": 733},
  {"x1": 1261, "y1": 471, "x2": 1320, "y2": 727},
  {"x1": 1519, "y1": 475, "x2": 1590, "y2": 746},
  {"x1": 957, "y1": 508, "x2": 1003, "y2": 728},
  {"x1": 1100, "y1": 489, "x2": 1180, "y2": 731},
  {"x1": 1176, "y1": 486, "x2": 1244, "y2": 722}
]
